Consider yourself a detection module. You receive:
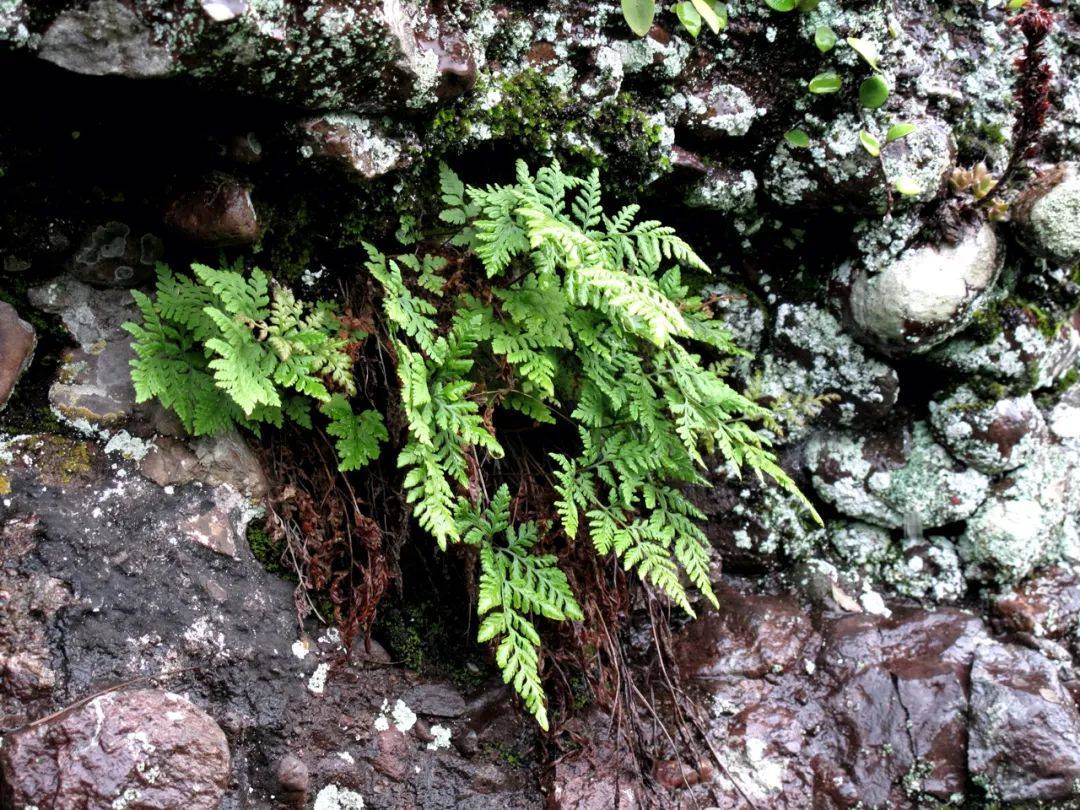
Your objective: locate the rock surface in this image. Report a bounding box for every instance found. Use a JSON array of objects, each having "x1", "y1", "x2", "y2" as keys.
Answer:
[
  {"x1": 1, "y1": 689, "x2": 231, "y2": 809},
  {"x1": 0, "y1": 301, "x2": 35, "y2": 411}
]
